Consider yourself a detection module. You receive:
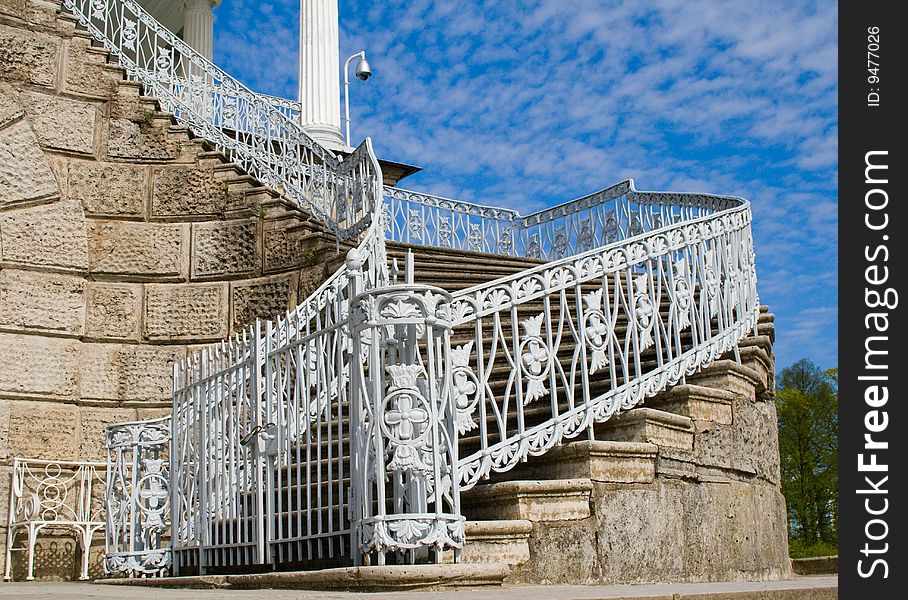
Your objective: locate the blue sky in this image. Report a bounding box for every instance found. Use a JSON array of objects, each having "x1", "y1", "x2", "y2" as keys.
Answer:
[{"x1": 212, "y1": 1, "x2": 838, "y2": 371}]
